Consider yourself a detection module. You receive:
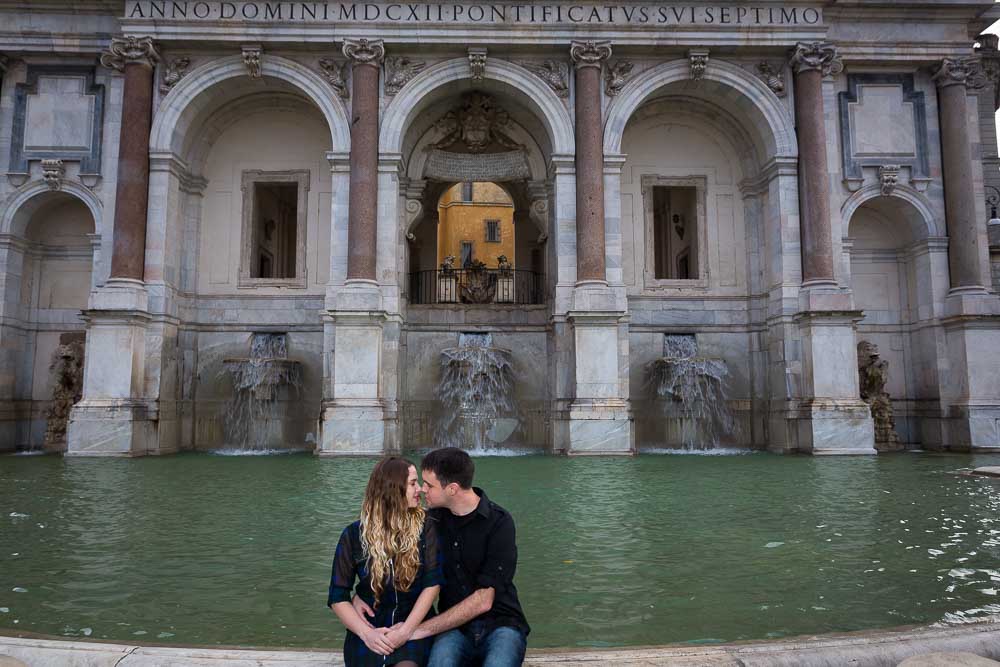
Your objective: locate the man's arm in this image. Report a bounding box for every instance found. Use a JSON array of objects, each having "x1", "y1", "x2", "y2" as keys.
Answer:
[{"x1": 411, "y1": 587, "x2": 494, "y2": 640}]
